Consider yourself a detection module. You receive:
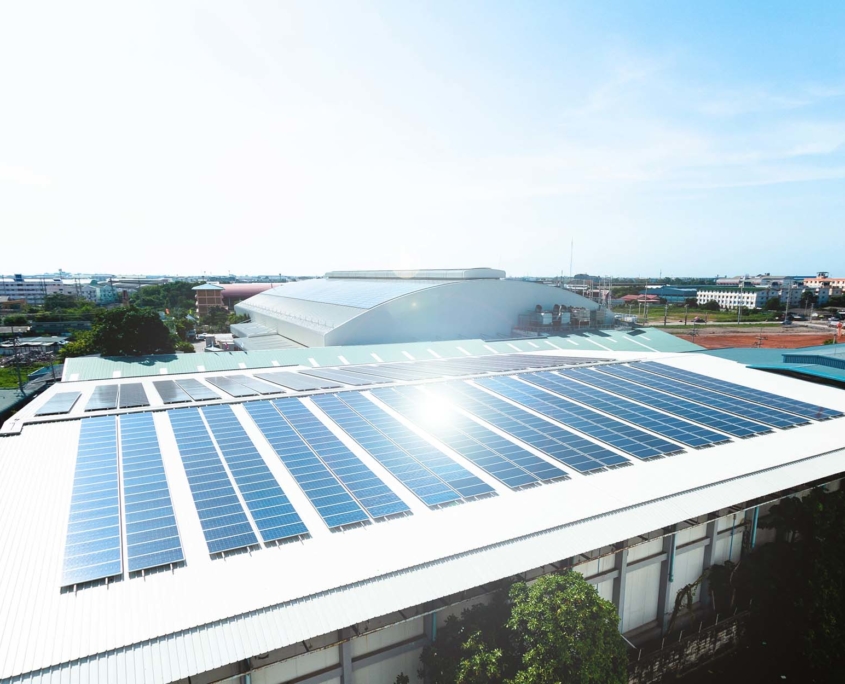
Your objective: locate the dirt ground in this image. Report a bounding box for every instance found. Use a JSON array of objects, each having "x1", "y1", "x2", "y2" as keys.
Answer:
[{"x1": 671, "y1": 325, "x2": 838, "y2": 349}]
